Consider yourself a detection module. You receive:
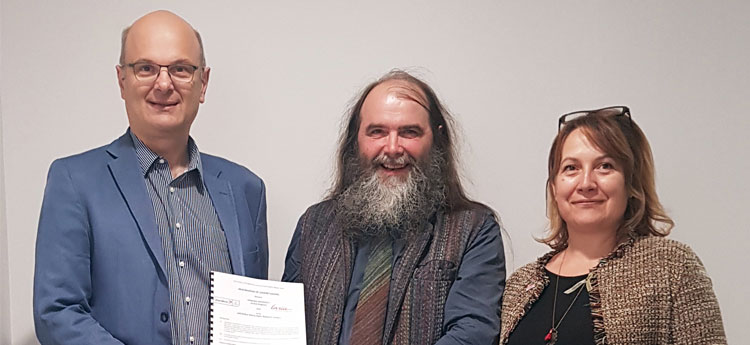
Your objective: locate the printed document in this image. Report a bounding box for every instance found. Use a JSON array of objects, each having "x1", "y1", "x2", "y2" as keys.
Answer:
[{"x1": 211, "y1": 271, "x2": 306, "y2": 345}]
